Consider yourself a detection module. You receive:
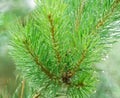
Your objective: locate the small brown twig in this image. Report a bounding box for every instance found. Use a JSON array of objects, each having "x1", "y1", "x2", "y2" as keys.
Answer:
[
  {"x1": 70, "y1": 82, "x2": 85, "y2": 87},
  {"x1": 48, "y1": 13, "x2": 61, "y2": 63},
  {"x1": 23, "y1": 40, "x2": 58, "y2": 81},
  {"x1": 20, "y1": 80, "x2": 25, "y2": 98},
  {"x1": 96, "y1": 0, "x2": 120, "y2": 28},
  {"x1": 68, "y1": 50, "x2": 86, "y2": 78},
  {"x1": 33, "y1": 83, "x2": 50, "y2": 98},
  {"x1": 33, "y1": 93, "x2": 40, "y2": 98},
  {"x1": 75, "y1": 0, "x2": 85, "y2": 31}
]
